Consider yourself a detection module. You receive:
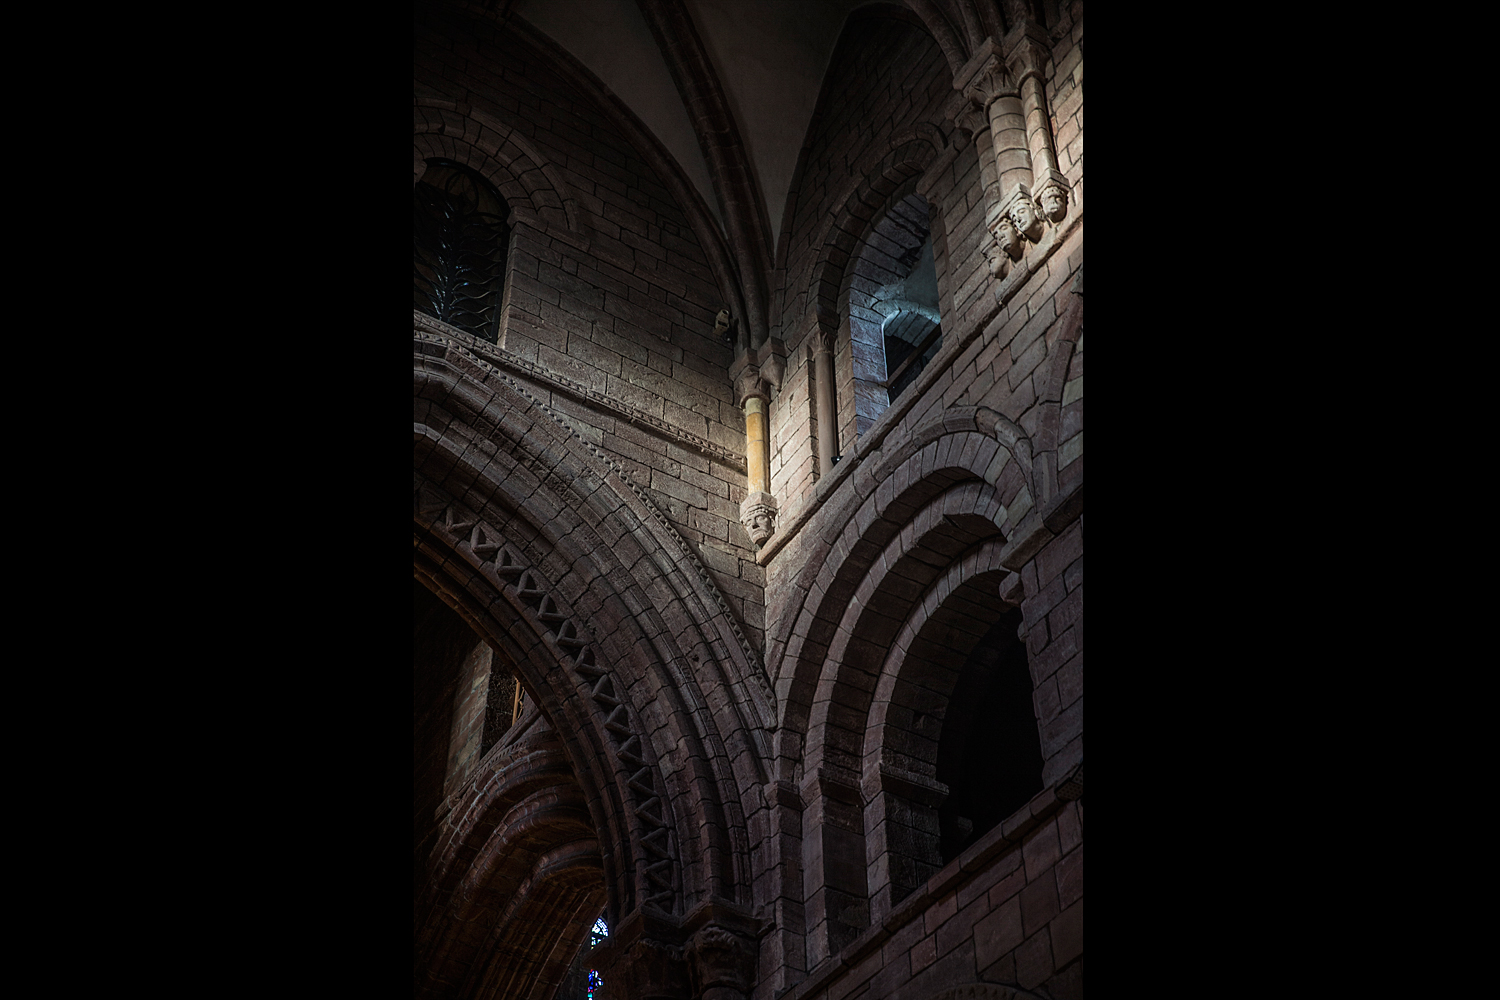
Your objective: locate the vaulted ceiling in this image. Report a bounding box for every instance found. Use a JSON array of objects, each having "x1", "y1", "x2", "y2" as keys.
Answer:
[{"x1": 512, "y1": 0, "x2": 875, "y2": 253}]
